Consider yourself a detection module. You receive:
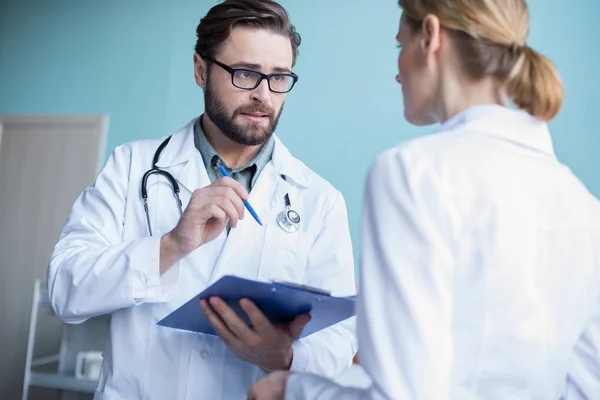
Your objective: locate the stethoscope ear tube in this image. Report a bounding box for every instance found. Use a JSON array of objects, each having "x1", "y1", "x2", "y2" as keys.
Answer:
[{"x1": 141, "y1": 136, "x2": 183, "y2": 236}]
